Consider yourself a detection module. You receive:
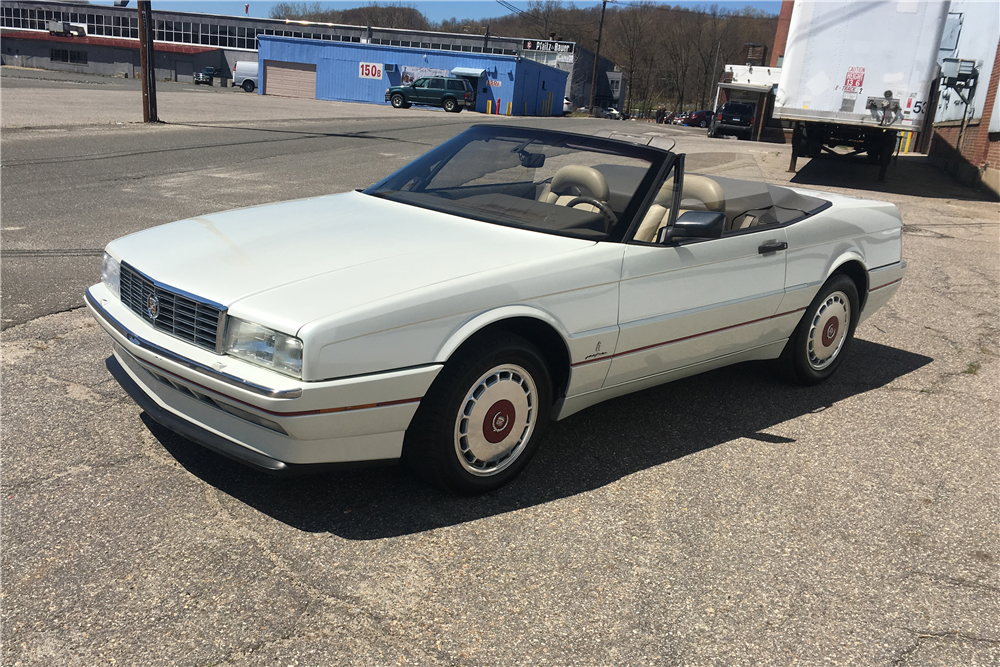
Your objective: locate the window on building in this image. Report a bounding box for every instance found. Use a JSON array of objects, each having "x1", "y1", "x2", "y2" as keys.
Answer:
[{"x1": 51, "y1": 49, "x2": 87, "y2": 64}]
